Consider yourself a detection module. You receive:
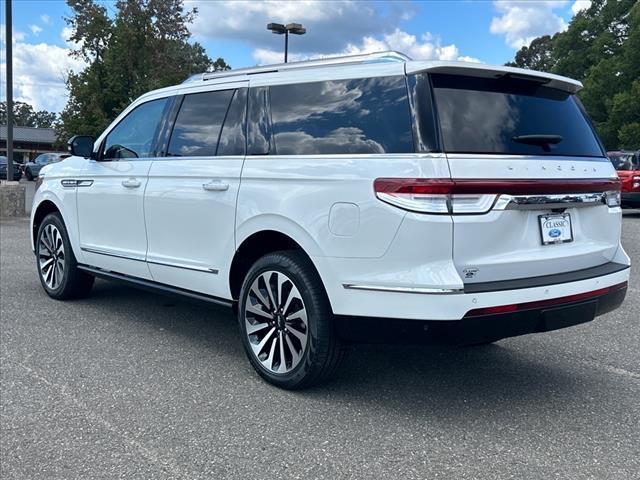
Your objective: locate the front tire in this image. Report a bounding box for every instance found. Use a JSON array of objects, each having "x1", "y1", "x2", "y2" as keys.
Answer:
[
  {"x1": 238, "y1": 251, "x2": 344, "y2": 389},
  {"x1": 36, "y1": 212, "x2": 94, "y2": 299},
  {"x1": 25, "y1": 169, "x2": 33, "y2": 181}
]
